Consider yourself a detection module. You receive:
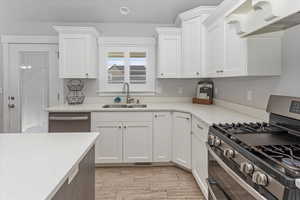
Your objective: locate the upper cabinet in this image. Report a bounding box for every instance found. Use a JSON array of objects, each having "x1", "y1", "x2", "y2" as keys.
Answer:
[
  {"x1": 156, "y1": 28, "x2": 181, "y2": 78},
  {"x1": 177, "y1": 7, "x2": 215, "y2": 78},
  {"x1": 203, "y1": 1, "x2": 282, "y2": 77},
  {"x1": 226, "y1": 0, "x2": 300, "y2": 37},
  {"x1": 53, "y1": 26, "x2": 101, "y2": 79}
]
